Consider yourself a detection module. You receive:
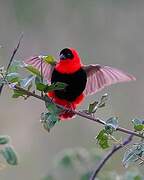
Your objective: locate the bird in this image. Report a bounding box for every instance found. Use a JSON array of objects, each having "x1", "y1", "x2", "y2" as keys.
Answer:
[{"x1": 25, "y1": 48, "x2": 136, "y2": 120}]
